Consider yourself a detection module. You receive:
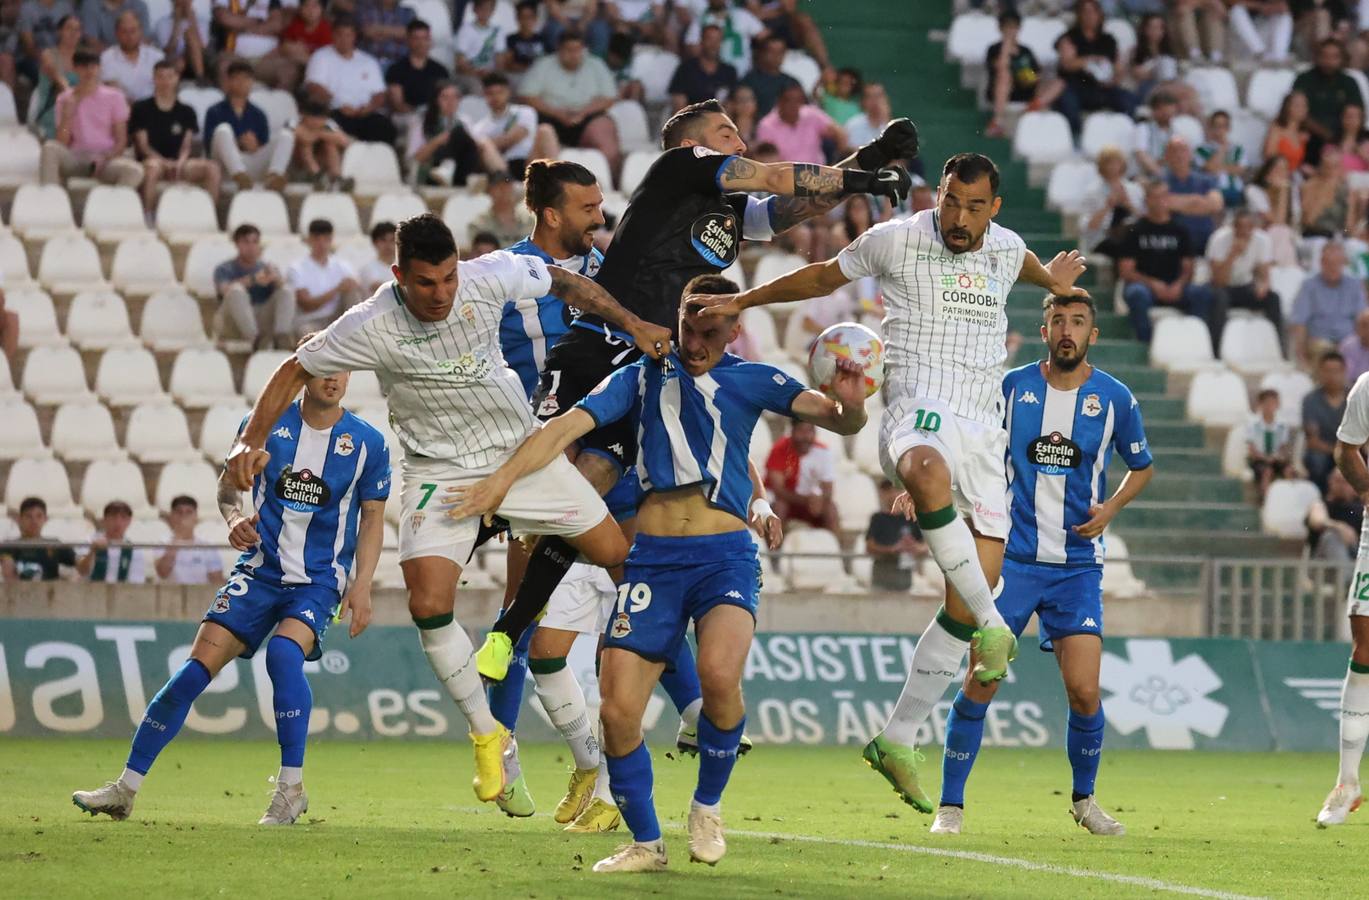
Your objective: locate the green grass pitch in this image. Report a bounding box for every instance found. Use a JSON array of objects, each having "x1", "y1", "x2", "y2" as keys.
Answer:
[{"x1": 0, "y1": 738, "x2": 1358, "y2": 898}]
